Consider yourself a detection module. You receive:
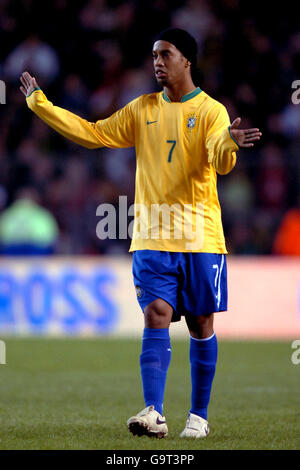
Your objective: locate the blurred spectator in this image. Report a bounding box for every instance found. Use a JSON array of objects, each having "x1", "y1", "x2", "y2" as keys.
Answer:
[
  {"x1": 3, "y1": 34, "x2": 60, "y2": 86},
  {"x1": 220, "y1": 168, "x2": 254, "y2": 216},
  {"x1": 59, "y1": 74, "x2": 89, "y2": 115},
  {"x1": 118, "y1": 65, "x2": 154, "y2": 108},
  {"x1": 273, "y1": 195, "x2": 300, "y2": 255},
  {"x1": 88, "y1": 39, "x2": 123, "y2": 119},
  {"x1": 0, "y1": 187, "x2": 59, "y2": 255},
  {"x1": 279, "y1": 103, "x2": 300, "y2": 139},
  {"x1": 79, "y1": 0, "x2": 119, "y2": 32},
  {"x1": 257, "y1": 144, "x2": 288, "y2": 211},
  {"x1": 171, "y1": 0, "x2": 219, "y2": 52}
]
